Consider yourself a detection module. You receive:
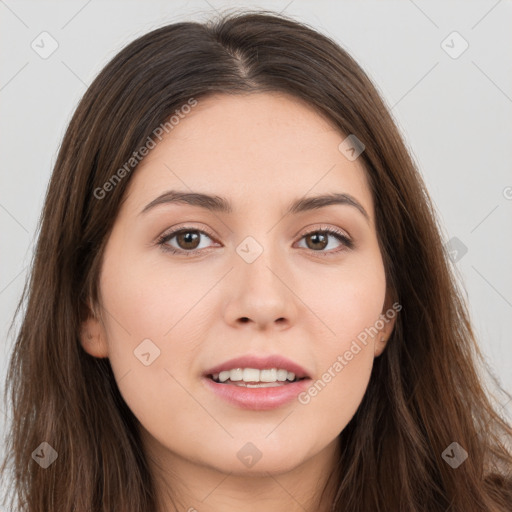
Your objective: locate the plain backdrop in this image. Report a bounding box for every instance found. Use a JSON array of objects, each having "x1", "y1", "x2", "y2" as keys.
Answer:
[{"x1": 1, "y1": 0, "x2": 511, "y2": 504}]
